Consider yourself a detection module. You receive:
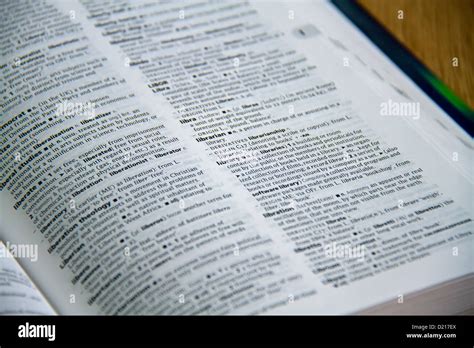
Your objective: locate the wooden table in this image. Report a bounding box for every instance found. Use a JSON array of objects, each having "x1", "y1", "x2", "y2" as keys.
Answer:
[{"x1": 359, "y1": 0, "x2": 474, "y2": 110}]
